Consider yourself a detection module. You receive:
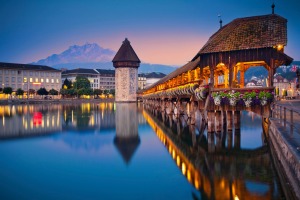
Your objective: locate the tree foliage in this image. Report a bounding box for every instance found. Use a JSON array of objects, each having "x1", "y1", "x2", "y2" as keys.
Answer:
[
  {"x1": 94, "y1": 89, "x2": 102, "y2": 96},
  {"x1": 37, "y1": 88, "x2": 49, "y2": 96},
  {"x1": 16, "y1": 88, "x2": 24, "y2": 96},
  {"x1": 62, "y1": 78, "x2": 73, "y2": 89},
  {"x1": 74, "y1": 76, "x2": 91, "y2": 90},
  {"x1": 49, "y1": 89, "x2": 59, "y2": 95},
  {"x1": 3, "y1": 87, "x2": 13, "y2": 95},
  {"x1": 29, "y1": 89, "x2": 35, "y2": 95}
]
